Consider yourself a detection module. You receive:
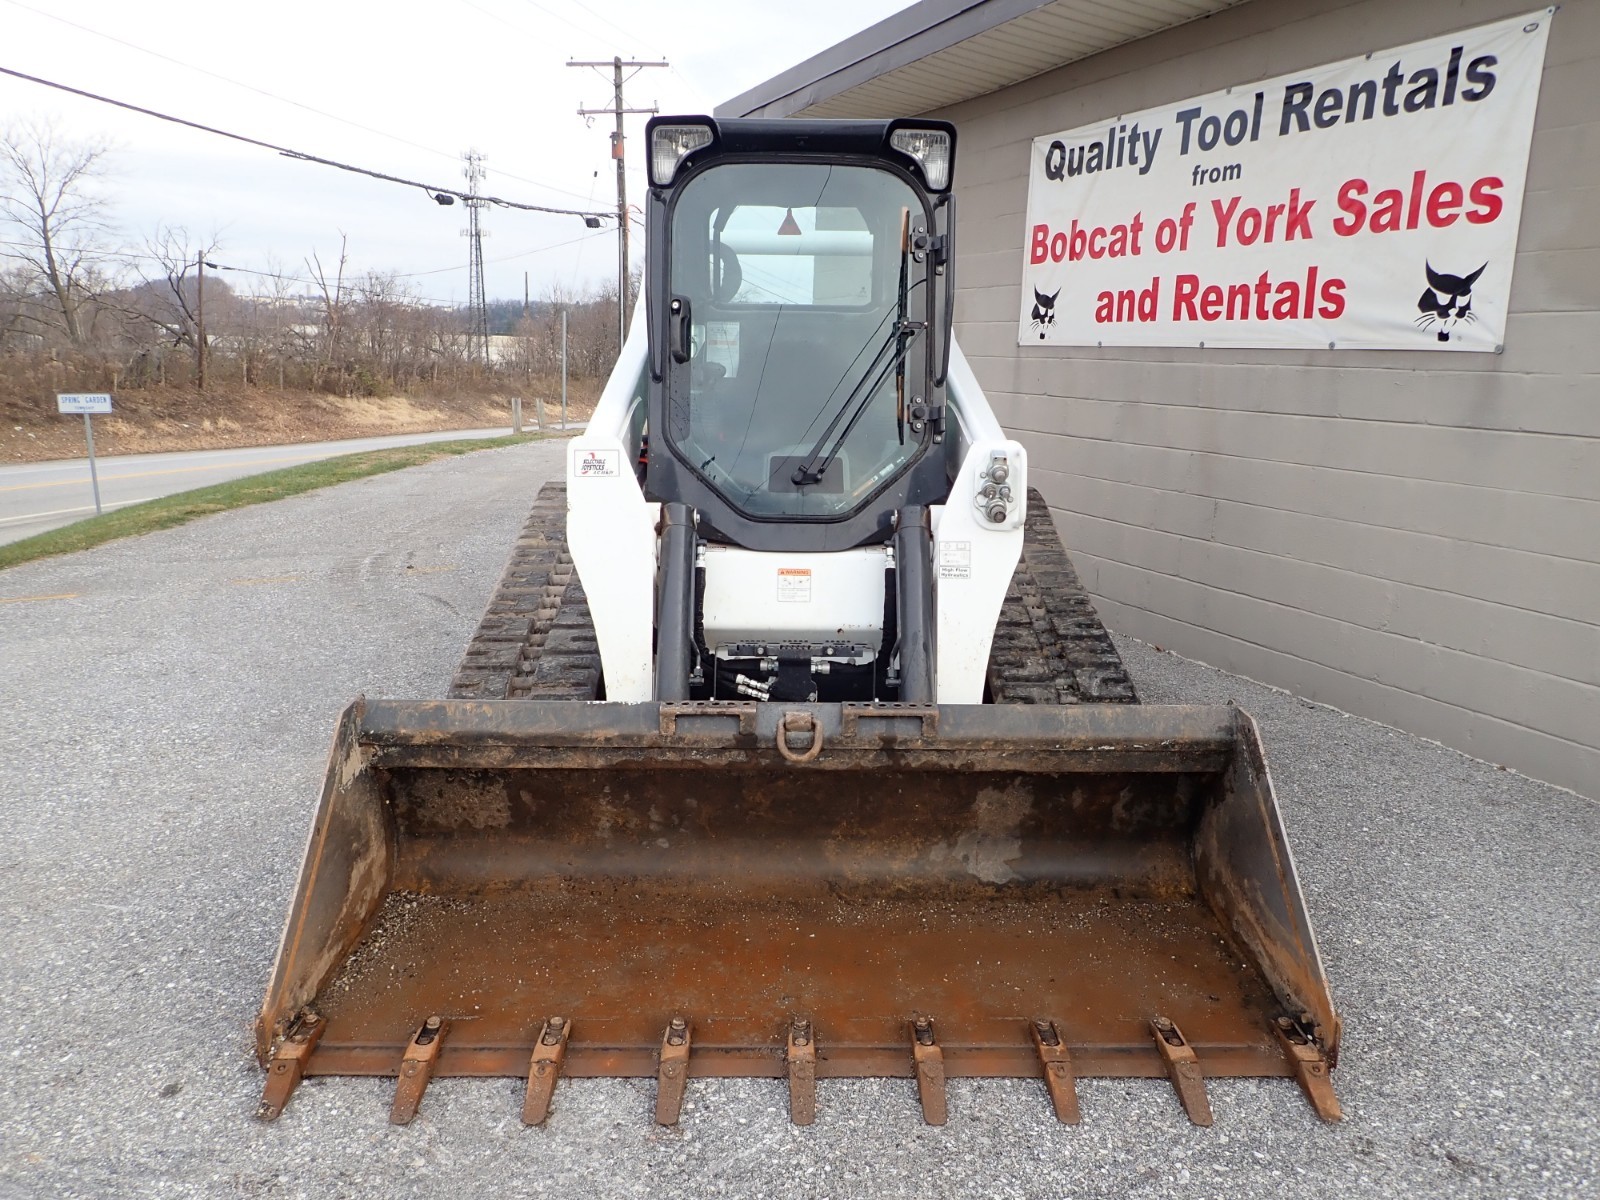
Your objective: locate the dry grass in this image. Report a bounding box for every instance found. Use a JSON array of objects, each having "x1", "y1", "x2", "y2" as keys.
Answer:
[
  {"x1": 1, "y1": 375, "x2": 598, "y2": 463},
  {"x1": 0, "y1": 434, "x2": 541, "y2": 571}
]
